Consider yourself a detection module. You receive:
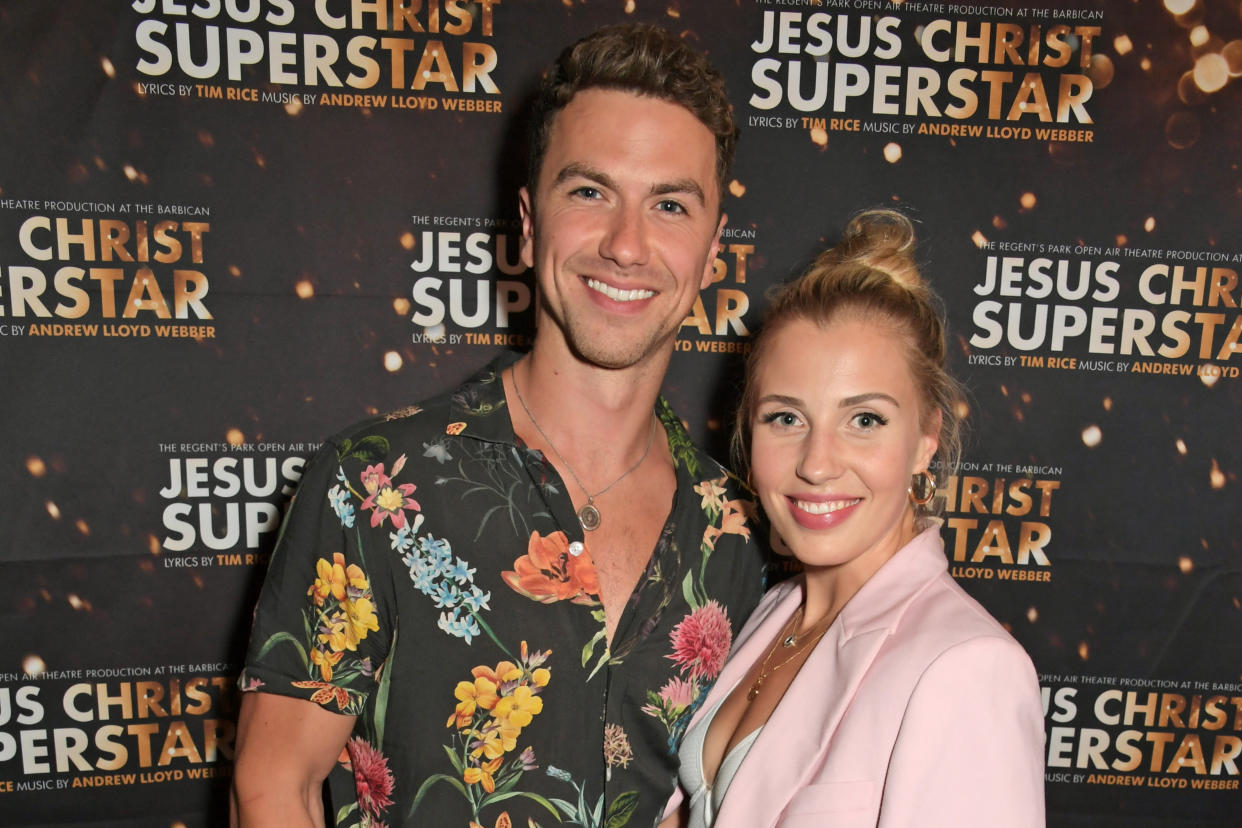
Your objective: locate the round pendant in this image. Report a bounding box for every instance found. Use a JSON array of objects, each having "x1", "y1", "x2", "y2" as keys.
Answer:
[{"x1": 577, "y1": 502, "x2": 601, "y2": 532}]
